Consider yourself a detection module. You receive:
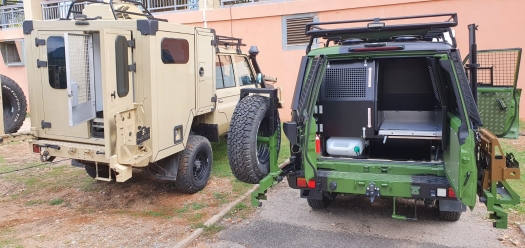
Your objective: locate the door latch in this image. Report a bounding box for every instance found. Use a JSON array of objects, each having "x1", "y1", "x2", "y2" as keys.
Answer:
[{"x1": 110, "y1": 91, "x2": 116, "y2": 99}]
